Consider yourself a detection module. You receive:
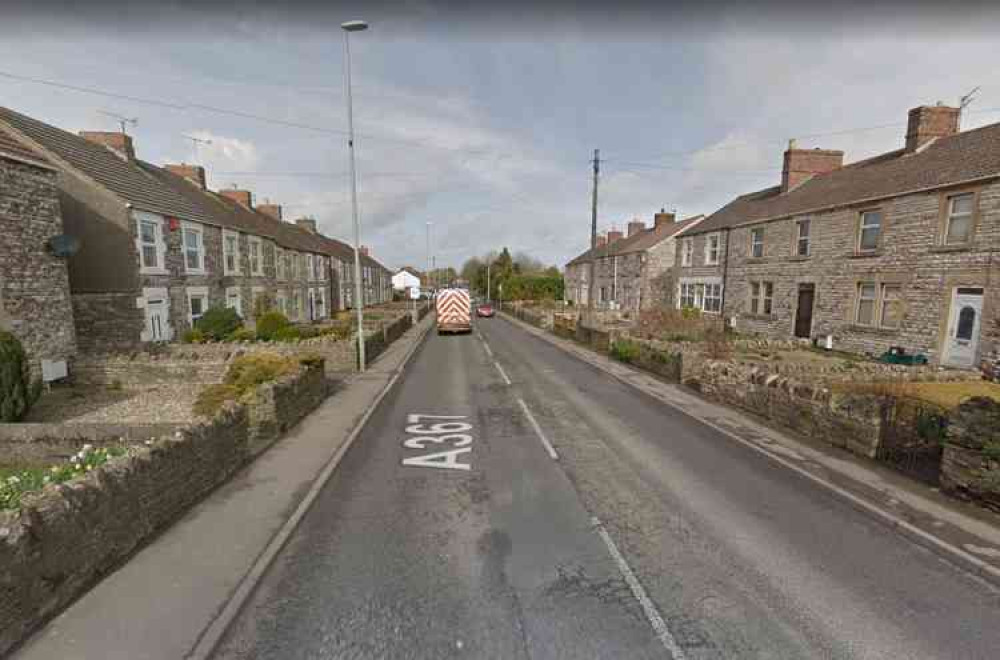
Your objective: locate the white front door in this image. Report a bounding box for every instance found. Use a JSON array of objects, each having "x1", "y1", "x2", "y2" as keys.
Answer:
[
  {"x1": 146, "y1": 298, "x2": 169, "y2": 342},
  {"x1": 942, "y1": 287, "x2": 984, "y2": 368}
]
